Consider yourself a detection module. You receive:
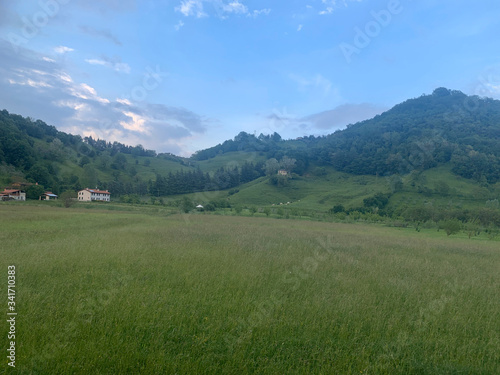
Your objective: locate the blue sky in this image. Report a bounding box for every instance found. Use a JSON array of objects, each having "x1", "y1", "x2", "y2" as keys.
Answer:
[{"x1": 1, "y1": 0, "x2": 499, "y2": 156}]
